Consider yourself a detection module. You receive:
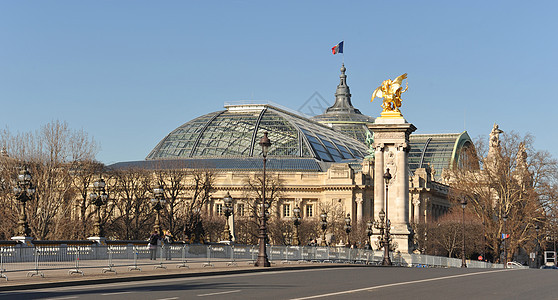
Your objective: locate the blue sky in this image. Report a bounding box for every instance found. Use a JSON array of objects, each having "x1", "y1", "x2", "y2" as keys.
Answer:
[{"x1": 2, "y1": 1, "x2": 557, "y2": 164}]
